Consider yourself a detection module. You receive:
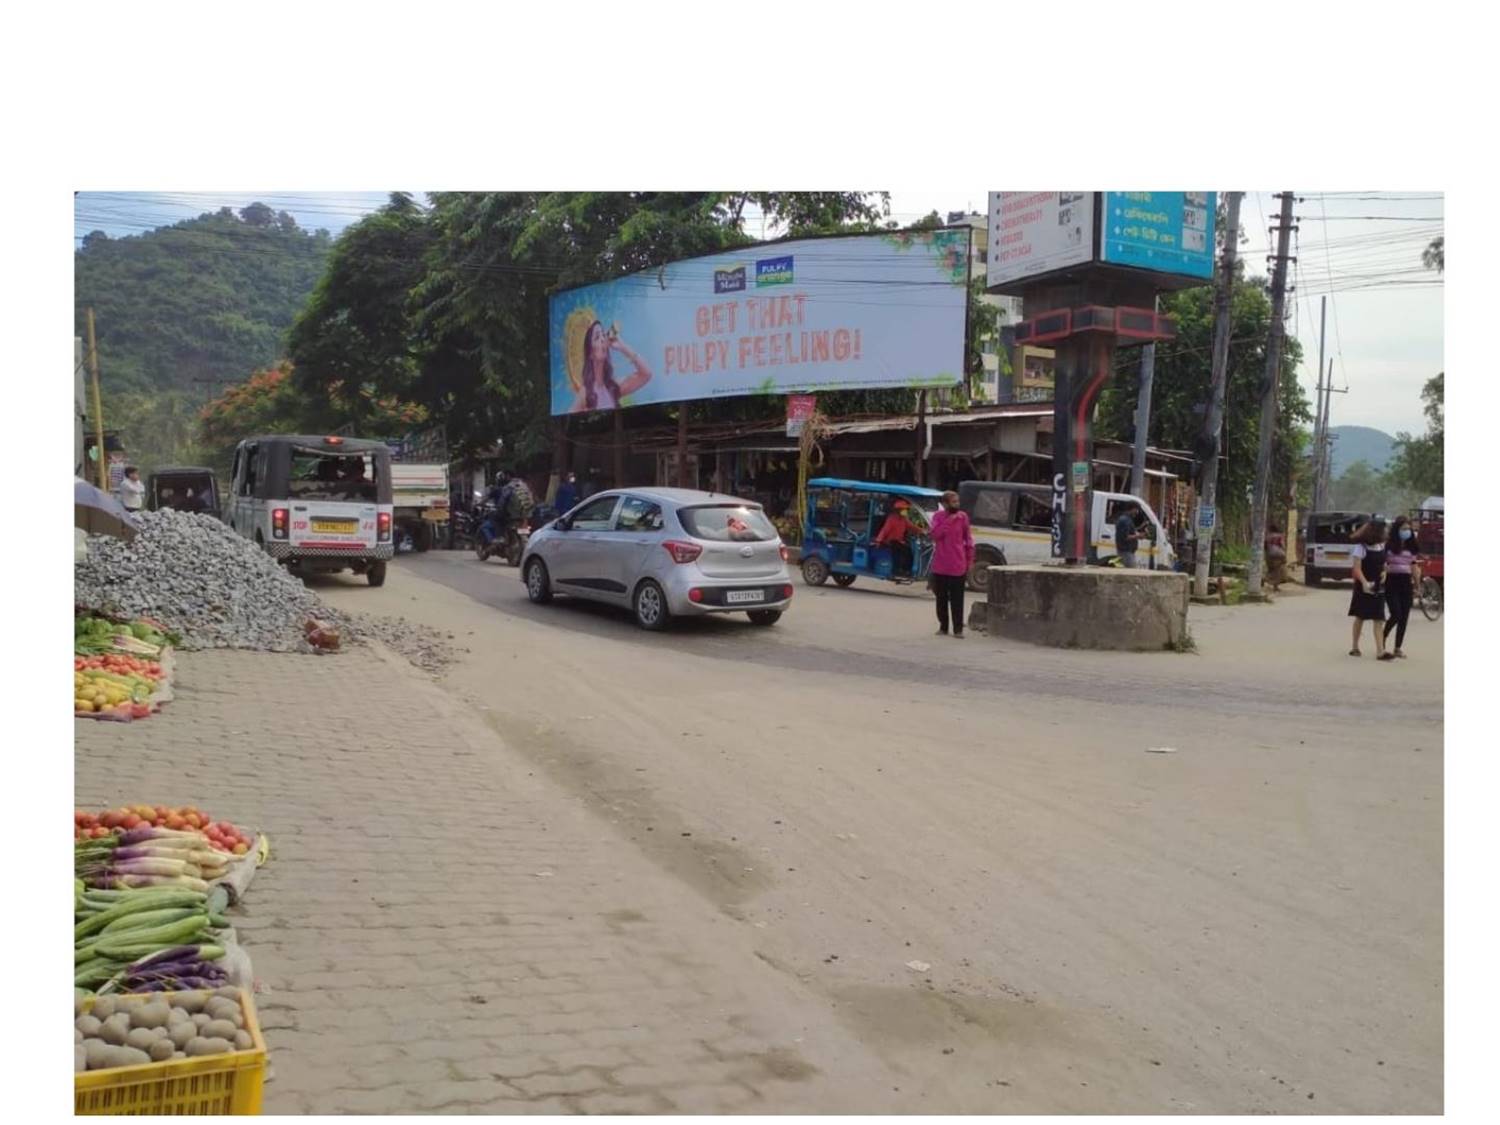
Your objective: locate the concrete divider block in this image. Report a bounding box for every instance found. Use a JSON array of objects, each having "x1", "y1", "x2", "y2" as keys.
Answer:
[{"x1": 983, "y1": 565, "x2": 1190, "y2": 651}]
